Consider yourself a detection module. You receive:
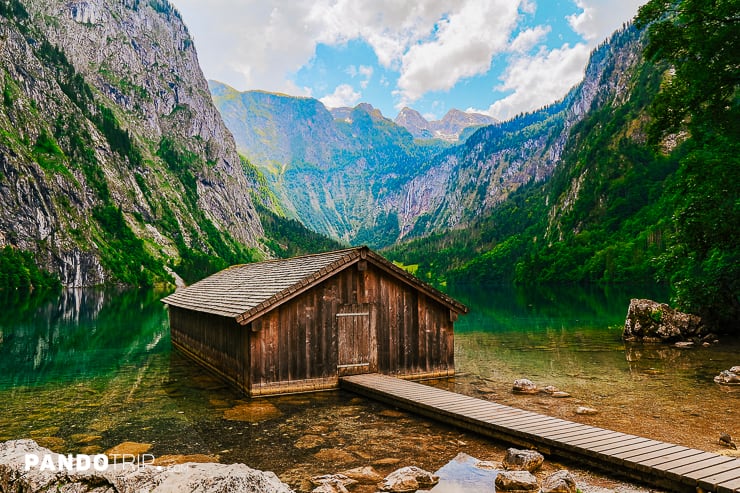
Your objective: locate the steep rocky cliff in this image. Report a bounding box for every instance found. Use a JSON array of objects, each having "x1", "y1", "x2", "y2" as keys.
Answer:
[
  {"x1": 388, "y1": 26, "x2": 645, "y2": 239},
  {"x1": 0, "y1": 0, "x2": 264, "y2": 286}
]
